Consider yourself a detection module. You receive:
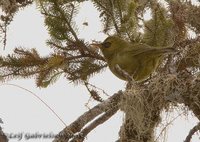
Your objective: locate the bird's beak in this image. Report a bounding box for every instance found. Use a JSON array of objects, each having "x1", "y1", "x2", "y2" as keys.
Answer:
[{"x1": 90, "y1": 43, "x2": 102, "y2": 48}]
